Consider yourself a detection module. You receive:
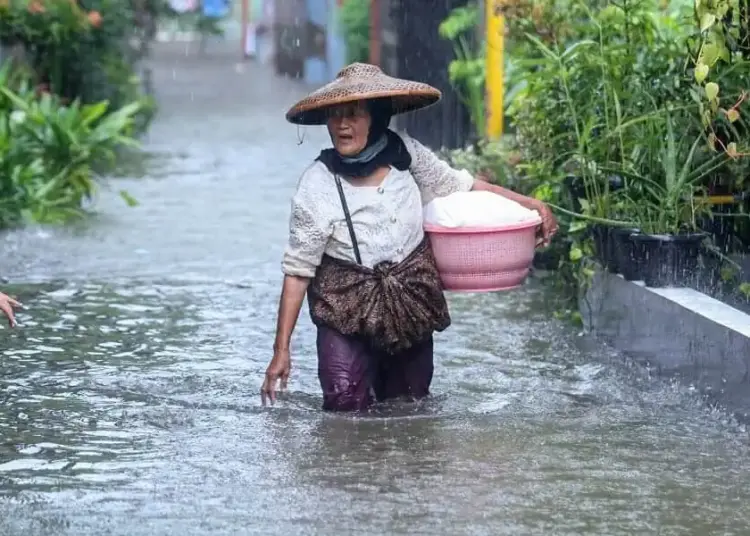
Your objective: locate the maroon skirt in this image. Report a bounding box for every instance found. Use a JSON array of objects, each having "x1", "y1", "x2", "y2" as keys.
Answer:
[{"x1": 317, "y1": 325, "x2": 434, "y2": 412}]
